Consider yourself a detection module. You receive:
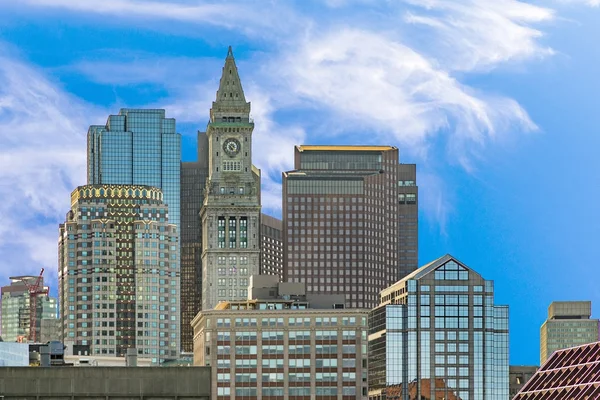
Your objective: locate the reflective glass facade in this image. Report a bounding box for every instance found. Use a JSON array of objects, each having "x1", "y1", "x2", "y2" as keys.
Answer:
[
  {"x1": 1, "y1": 278, "x2": 57, "y2": 342},
  {"x1": 87, "y1": 109, "x2": 181, "y2": 230},
  {"x1": 369, "y1": 255, "x2": 509, "y2": 400}
]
